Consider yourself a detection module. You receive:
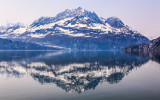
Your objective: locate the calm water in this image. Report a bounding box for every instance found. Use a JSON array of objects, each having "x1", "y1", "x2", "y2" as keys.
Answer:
[{"x1": 0, "y1": 51, "x2": 160, "y2": 100}]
